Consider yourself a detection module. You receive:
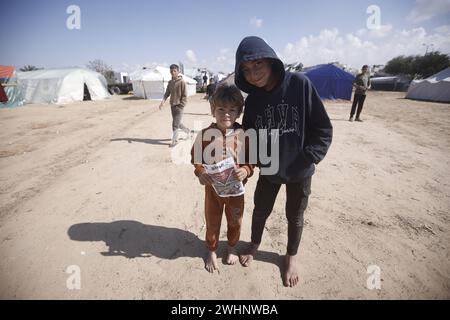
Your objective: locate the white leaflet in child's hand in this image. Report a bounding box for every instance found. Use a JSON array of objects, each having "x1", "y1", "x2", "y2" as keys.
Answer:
[{"x1": 203, "y1": 157, "x2": 245, "y2": 197}]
